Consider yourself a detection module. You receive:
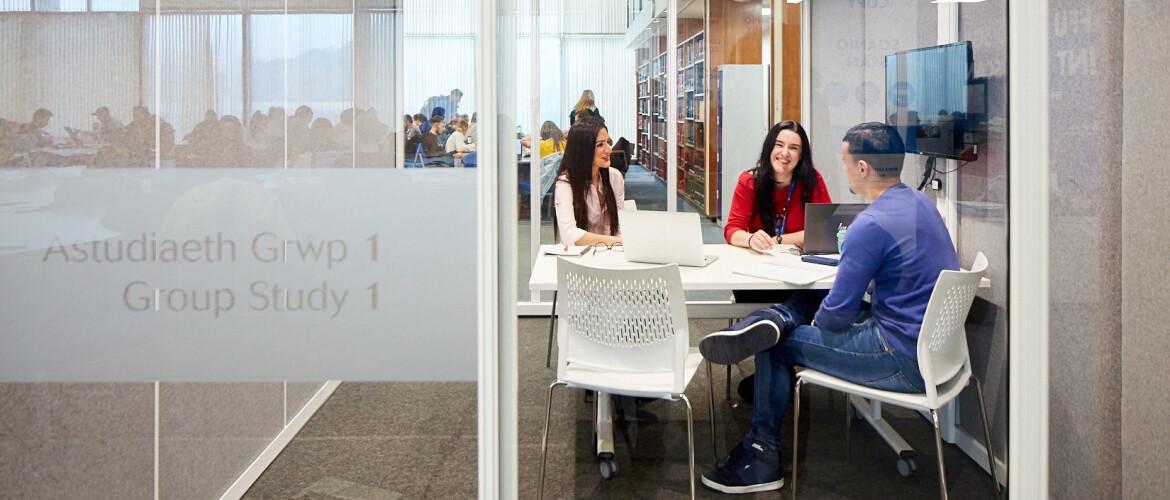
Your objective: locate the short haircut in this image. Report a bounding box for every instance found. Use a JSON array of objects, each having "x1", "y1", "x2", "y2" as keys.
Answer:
[
  {"x1": 842, "y1": 122, "x2": 906, "y2": 178},
  {"x1": 413, "y1": 113, "x2": 426, "y2": 122},
  {"x1": 430, "y1": 115, "x2": 445, "y2": 125},
  {"x1": 451, "y1": 89, "x2": 463, "y2": 97}
]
